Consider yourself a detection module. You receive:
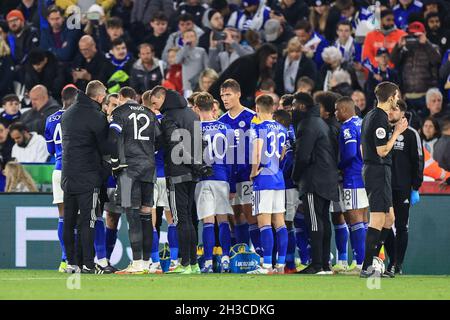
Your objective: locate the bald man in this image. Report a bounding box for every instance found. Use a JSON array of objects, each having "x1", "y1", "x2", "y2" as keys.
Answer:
[
  {"x1": 72, "y1": 35, "x2": 110, "y2": 91},
  {"x1": 21, "y1": 85, "x2": 61, "y2": 135}
]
